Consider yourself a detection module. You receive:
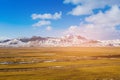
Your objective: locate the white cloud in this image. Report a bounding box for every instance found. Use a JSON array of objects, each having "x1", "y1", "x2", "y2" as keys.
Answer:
[
  {"x1": 65, "y1": 5, "x2": 120, "y2": 40},
  {"x1": 64, "y1": 0, "x2": 82, "y2": 5},
  {"x1": 32, "y1": 20, "x2": 51, "y2": 27},
  {"x1": 67, "y1": 25, "x2": 78, "y2": 34},
  {"x1": 64, "y1": 0, "x2": 120, "y2": 16},
  {"x1": 86, "y1": 5, "x2": 120, "y2": 27},
  {"x1": 32, "y1": 12, "x2": 62, "y2": 29},
  {"x1": 0, "y1": 36, "x2": 10, "y2": 40},
  {"x1": 69, "y1": 25, "x2": 78, "y2": 31},
  {"x1": 68, "y1": 5, "x2": 92, "y2": 15},
  {"x1": 46, "y1": 26, "x2": 52, "y2": 31},
  {"x1": 31, "y1": 12, "x2": 62, "y2": 20}
]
